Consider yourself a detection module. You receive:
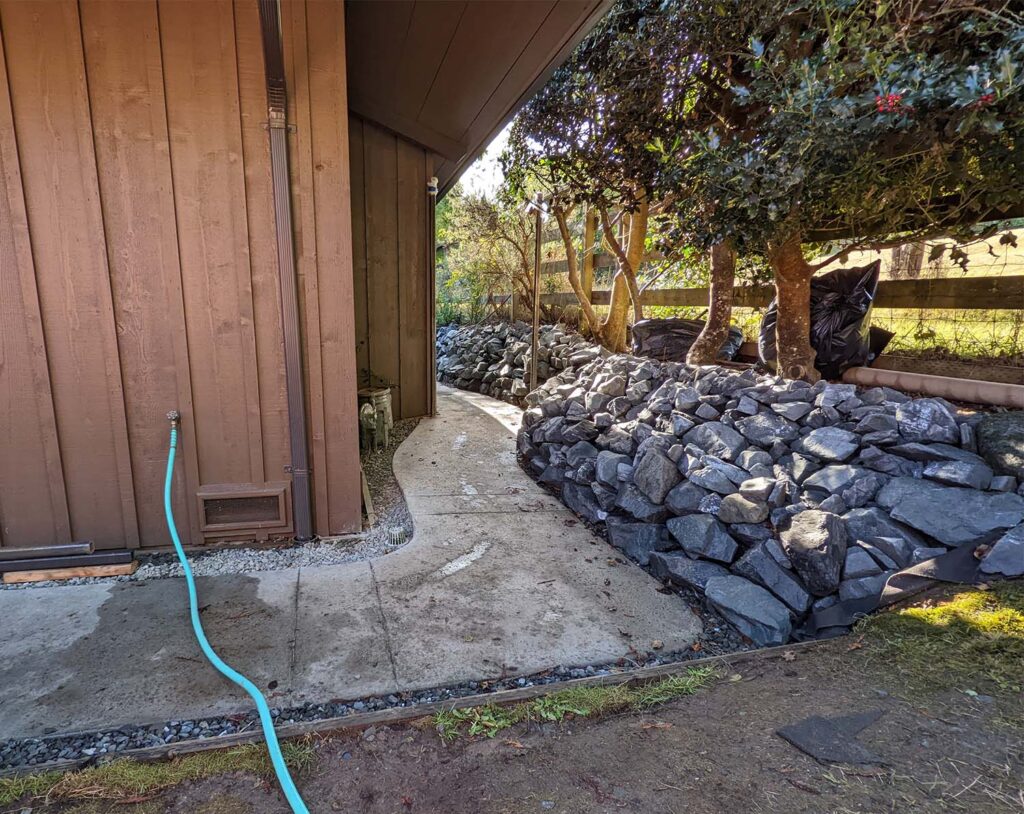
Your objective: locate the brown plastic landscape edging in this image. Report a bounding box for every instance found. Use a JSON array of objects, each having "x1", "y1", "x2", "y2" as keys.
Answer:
[
  {"x1": 0, "y1": 638, "x2": 830, "y2": 780},
  {"x1": 842, "y1": 366, "x2": 1024, "y2": 409}
]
